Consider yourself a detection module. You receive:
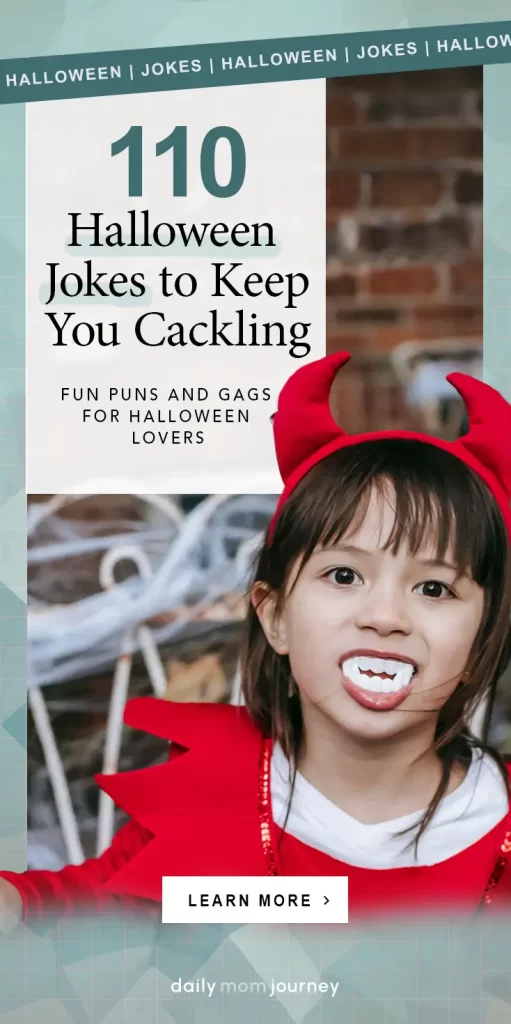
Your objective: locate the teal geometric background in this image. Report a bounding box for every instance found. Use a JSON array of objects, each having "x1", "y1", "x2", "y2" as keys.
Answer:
[
  {"x1": 2, "y1": 0, "x2": 511, "y2": 57},
  {"x1": 0, "y1": 2, "x2": 510, "y2": 1021},
  {"x1": 0, "y1": 102, "x2": 26, "y2": 870},
  {"x1": 1, "y1": 914, "x2": 511, "y2": 1022}
]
